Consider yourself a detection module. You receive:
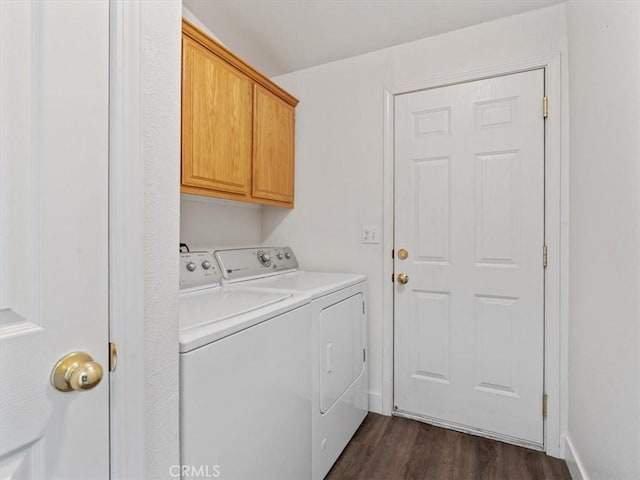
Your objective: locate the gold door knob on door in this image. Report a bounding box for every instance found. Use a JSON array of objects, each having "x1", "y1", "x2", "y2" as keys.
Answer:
[
  {"x1": 397, "y1": 273, "x2": 409, "y2": 285},
  {"x1": 51, "y1": 352, "x2": 104, "y2": 392}
]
